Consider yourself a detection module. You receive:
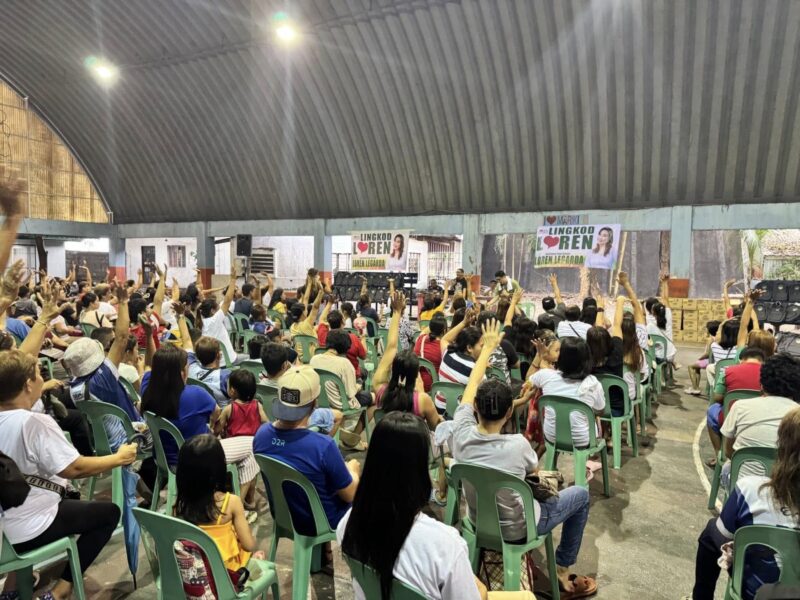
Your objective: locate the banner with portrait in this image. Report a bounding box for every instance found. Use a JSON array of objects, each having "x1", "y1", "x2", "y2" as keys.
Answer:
[
  {"x1": 350, "y1": 230, "x2": 412, "y2": 272},
  {"x1": 533, "y1": 224, "x2": 622, "y2": 270}
]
